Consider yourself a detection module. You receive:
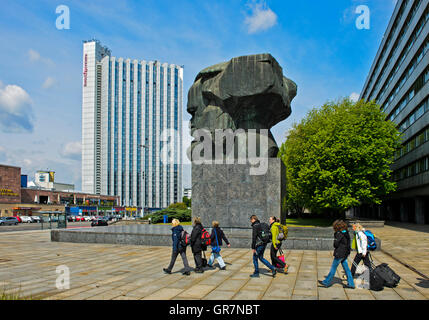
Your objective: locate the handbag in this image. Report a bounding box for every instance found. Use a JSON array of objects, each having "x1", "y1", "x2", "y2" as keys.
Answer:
[
  {"x1": 276, "y1": 248, "x2": 286, "y2": 268},
  {"x1": 211, "y1": 228, "x2": 221, "y2": 254}
]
